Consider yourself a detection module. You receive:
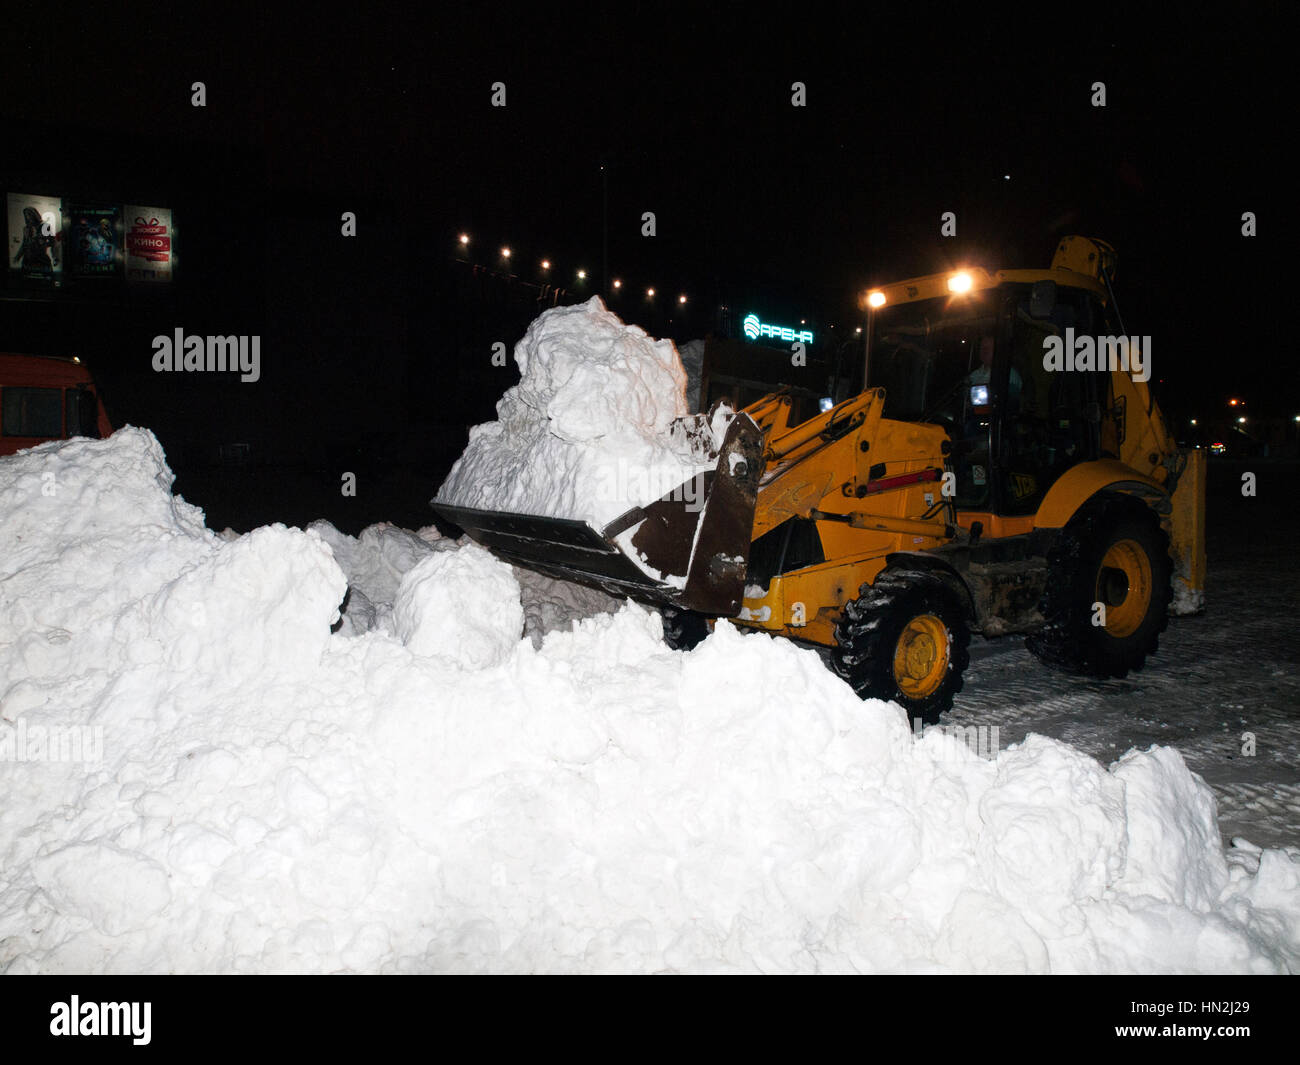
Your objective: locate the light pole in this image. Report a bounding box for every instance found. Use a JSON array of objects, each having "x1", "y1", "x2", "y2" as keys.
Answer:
[{"x1": 601, "y1": 159, "x2": 609, "y2": 299}]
